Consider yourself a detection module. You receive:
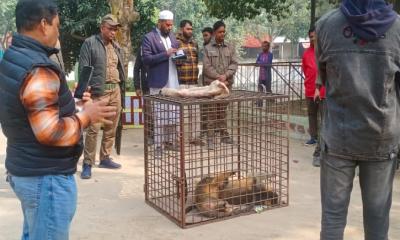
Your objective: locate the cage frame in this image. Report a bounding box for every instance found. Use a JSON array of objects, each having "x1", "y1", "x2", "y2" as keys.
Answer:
[{"x1": 144, "y1": 90, "x2": 290, "y2": 228}]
